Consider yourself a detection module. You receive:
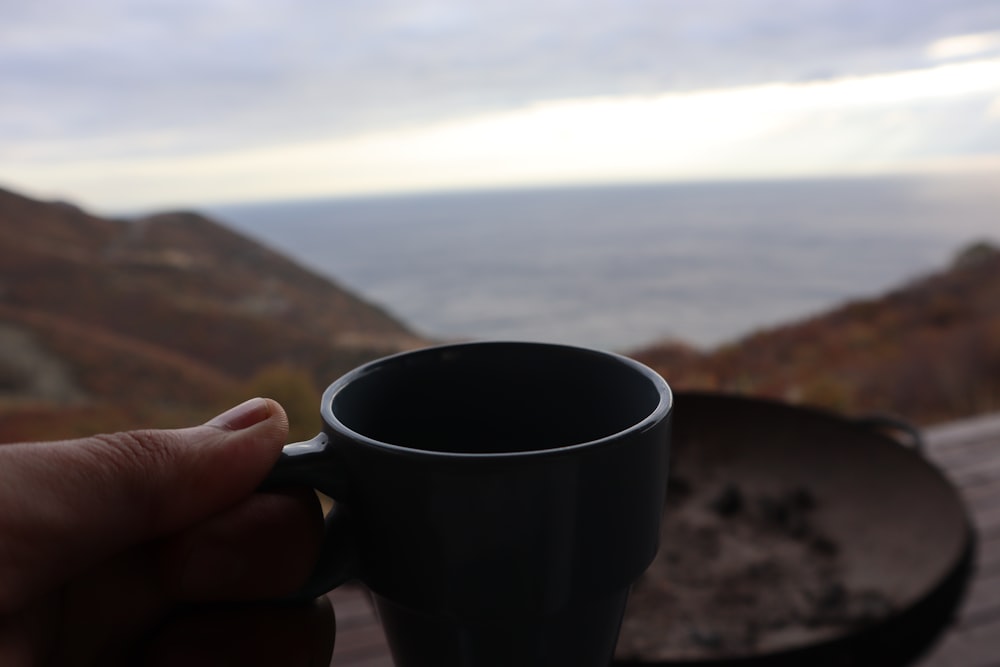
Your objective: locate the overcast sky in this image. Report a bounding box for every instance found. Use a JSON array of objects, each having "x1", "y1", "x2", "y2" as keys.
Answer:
[{"x1": 2, "y1": 0, "x2": 1000, "y2": 211}]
